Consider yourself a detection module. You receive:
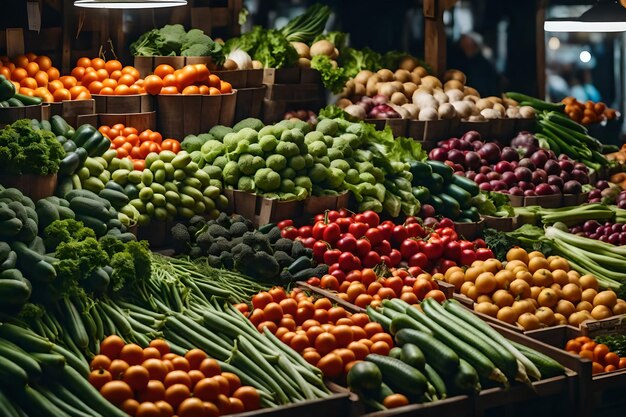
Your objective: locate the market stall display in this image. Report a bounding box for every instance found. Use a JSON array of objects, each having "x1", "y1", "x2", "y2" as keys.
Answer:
[{"x1": 2, "y1": 1, "x2": 626, "y2": 416}]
